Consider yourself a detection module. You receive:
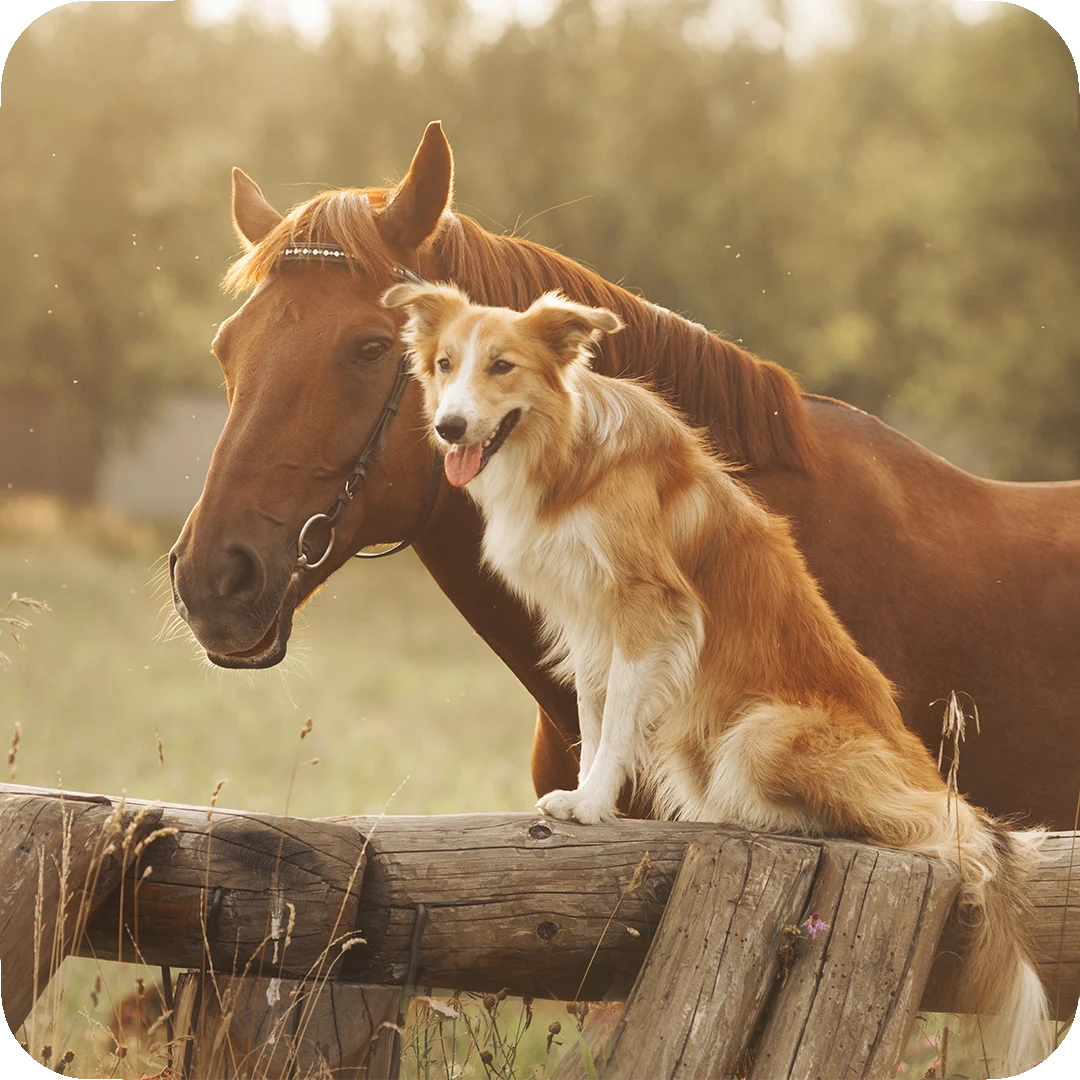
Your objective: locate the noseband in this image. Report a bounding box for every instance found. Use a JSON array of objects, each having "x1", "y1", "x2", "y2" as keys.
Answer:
[{"x1": 279, "y1": 245, "x2": 443, "y2": 569}]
